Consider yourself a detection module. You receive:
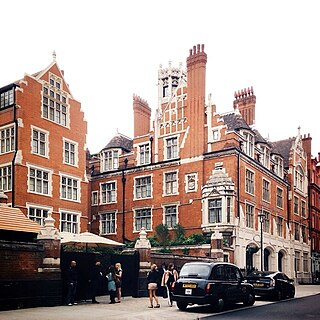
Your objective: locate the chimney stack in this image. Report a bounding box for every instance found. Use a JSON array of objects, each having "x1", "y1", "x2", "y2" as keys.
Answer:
[
  {"x1": 133, "y1": 94, "x2": 151, "y2": 137},
  {"x1": 233, "y1": 86, "x2": 256, "y2": 126}
]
